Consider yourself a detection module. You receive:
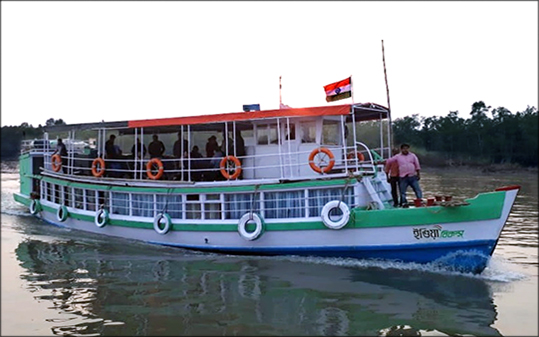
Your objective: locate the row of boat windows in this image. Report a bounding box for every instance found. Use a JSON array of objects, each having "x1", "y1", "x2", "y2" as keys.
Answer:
[{"x1": 40, "y1": 181, "x2": 354, "y2": 220}]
